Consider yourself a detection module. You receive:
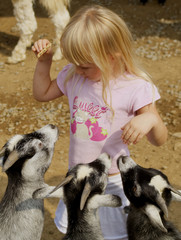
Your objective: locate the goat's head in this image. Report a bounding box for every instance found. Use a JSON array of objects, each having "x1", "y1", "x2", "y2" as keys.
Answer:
[
  {"x1": 0, "y1": 124, "x2": 59, "y2": 181},
  {"x1": 117, "y1": 155, "x2": 181, "y2": 232},
  {"x1": 35, "y1": 153, "x2": 112, "y2": 210}
]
